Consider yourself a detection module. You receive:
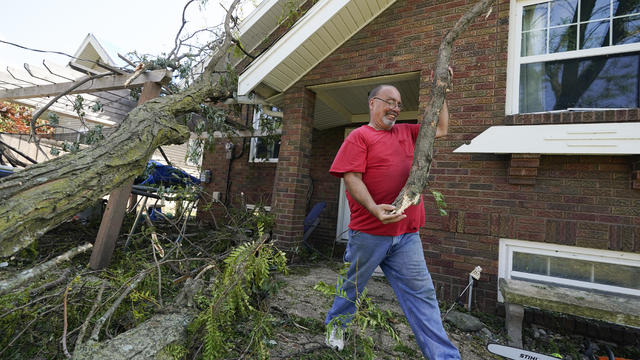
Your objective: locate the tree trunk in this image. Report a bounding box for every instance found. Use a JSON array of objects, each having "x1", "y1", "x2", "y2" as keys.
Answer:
[
  {"x1": 391, "y1": 0, "x2": 495, "y2": 214},
  {"x1": 0, "y1": 74, "x2": 232, "y2": 256},
  {"x1": 72, "y1": 310, "x2": 195, "y2": 360}
]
